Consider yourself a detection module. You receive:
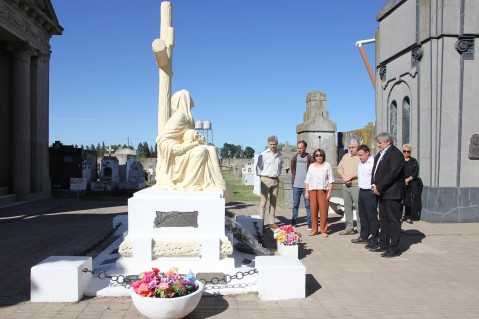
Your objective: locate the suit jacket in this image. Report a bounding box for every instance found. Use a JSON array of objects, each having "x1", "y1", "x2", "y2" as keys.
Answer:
[{"x1": 372, "y1": 144, "x2": 405, "y2": 200}]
